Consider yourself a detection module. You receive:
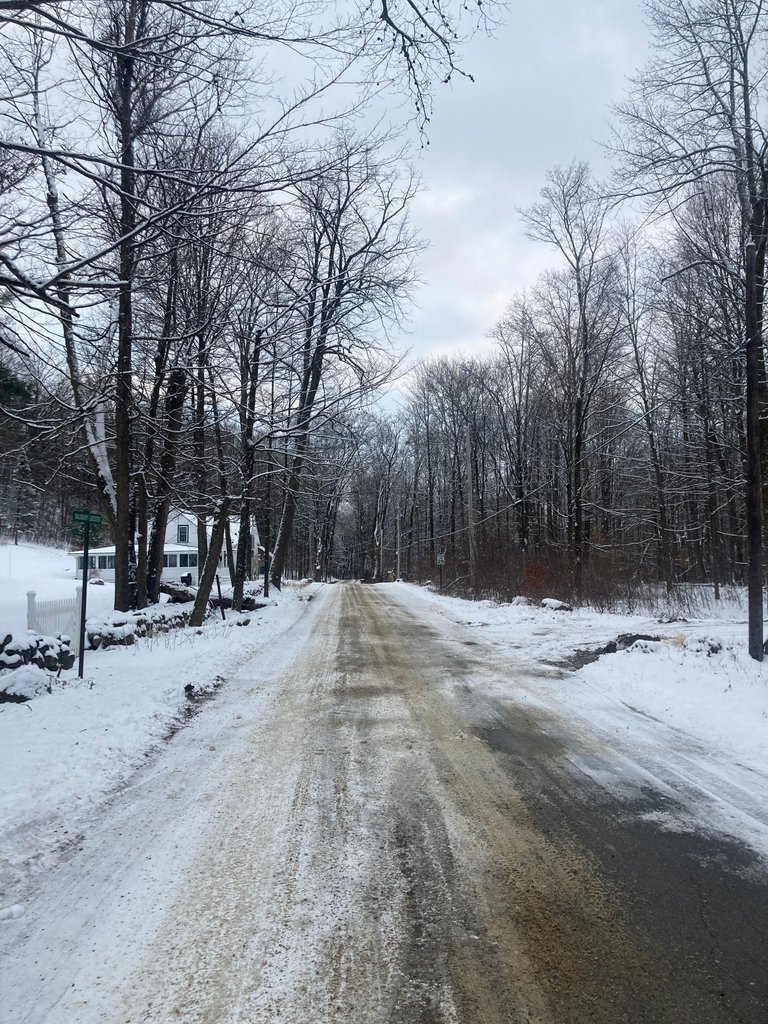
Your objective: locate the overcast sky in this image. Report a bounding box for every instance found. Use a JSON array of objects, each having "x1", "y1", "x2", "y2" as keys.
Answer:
[{"x1": 401, "y1": 0, "x2": 649, "y2": 363}]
